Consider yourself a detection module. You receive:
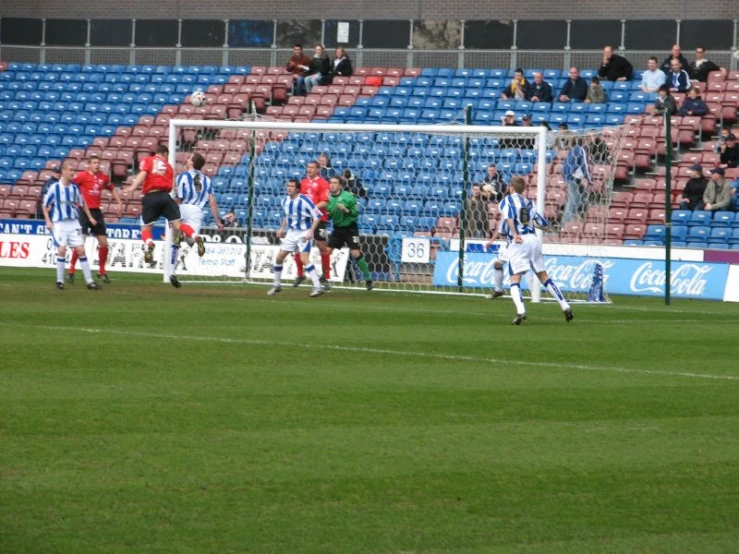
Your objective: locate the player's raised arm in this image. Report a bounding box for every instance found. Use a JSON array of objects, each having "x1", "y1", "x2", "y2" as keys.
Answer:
[
  {"x1": 124, "y1": 169, "x2": 147, "y2": 193},
  {"x1": 209, "y1": 193, "x2": 224, "y2": 231}
]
